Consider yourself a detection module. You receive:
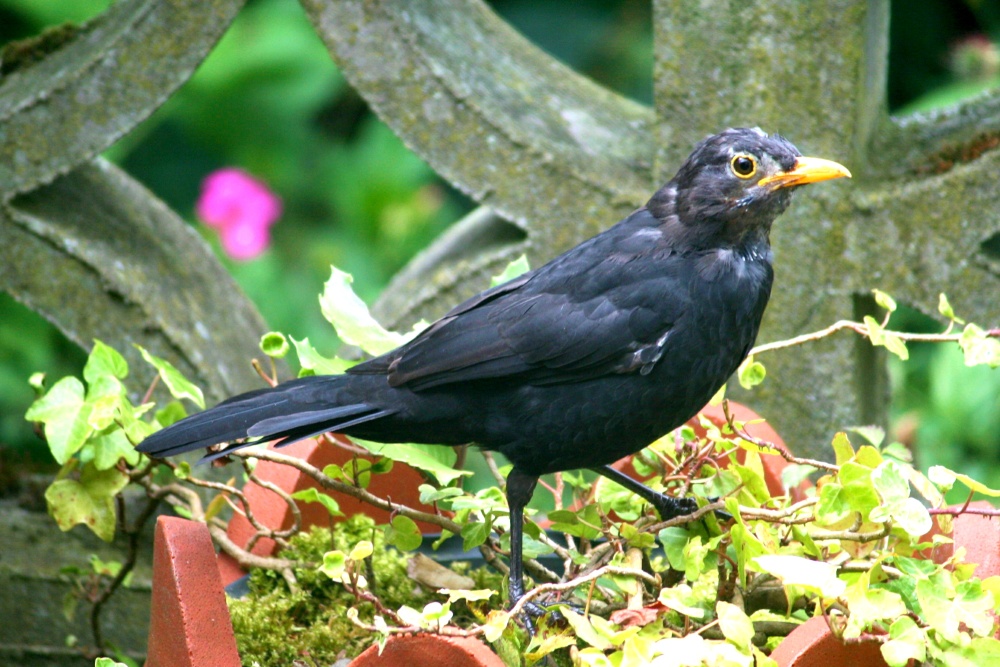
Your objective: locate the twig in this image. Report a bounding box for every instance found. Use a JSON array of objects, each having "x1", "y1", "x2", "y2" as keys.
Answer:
[{"x1": 751, "y1": 320, "x2": 1000, "y2": 357}]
